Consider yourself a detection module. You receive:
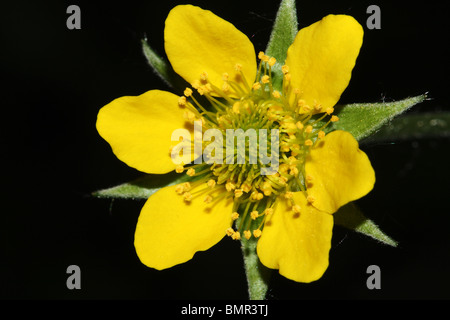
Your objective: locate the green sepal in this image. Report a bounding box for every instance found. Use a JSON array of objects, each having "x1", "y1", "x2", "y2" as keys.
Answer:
[
  {"x1": 365, "y1": 111, "x2": 450, "y2": 142},
  {"x1": 334, "y1": 202, "x2": 398, "y2": 247},
  {"x1": 141, "y1": 38, "x2": 187, "y2": 93},
  {"x1": 325, "y1": 94, "x2": 427, "y2": 141},
  {"x1": 264, "y1": 0, "x2": 298, "y2": 90},
  {"x1": 92, "y1": 165, "x2": 209, "y2": 200}
]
